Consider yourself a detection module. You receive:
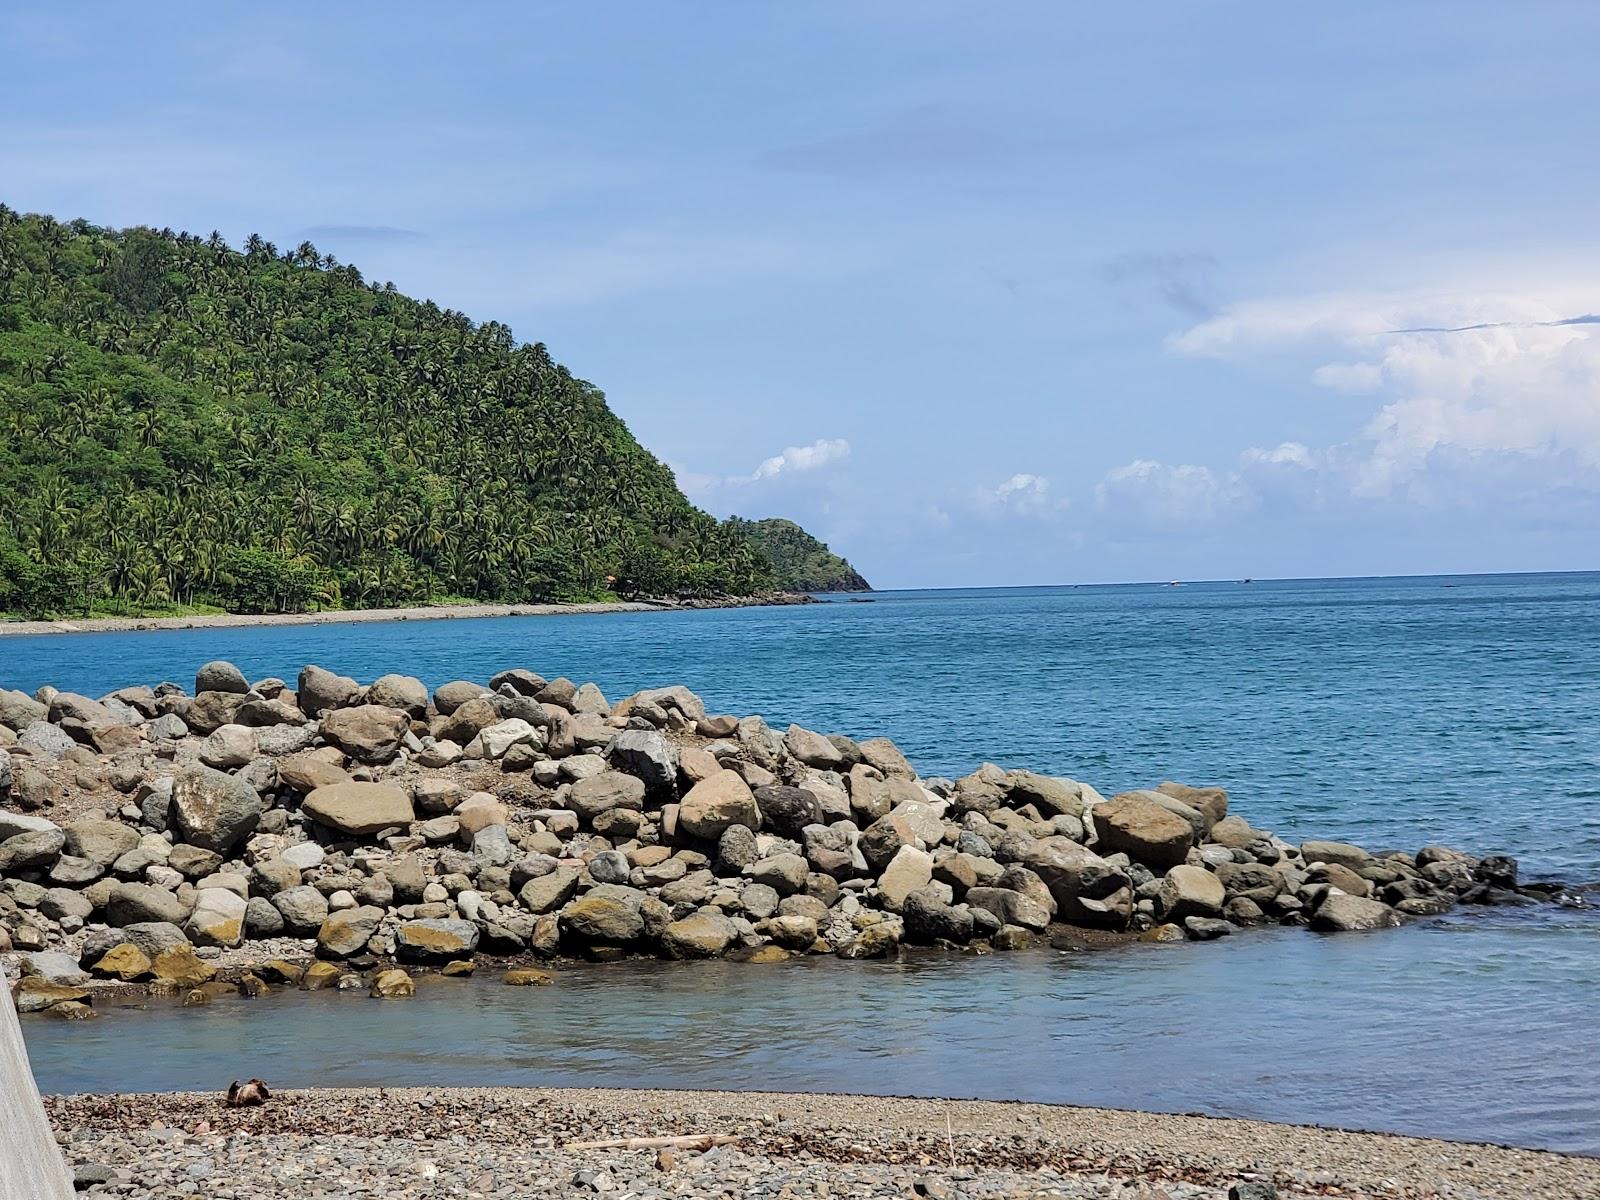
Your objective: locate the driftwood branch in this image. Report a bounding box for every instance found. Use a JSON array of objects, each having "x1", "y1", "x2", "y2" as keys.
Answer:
[{"x1": 564, "y1": 1134, "x2": 740, "y2": 1152}]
